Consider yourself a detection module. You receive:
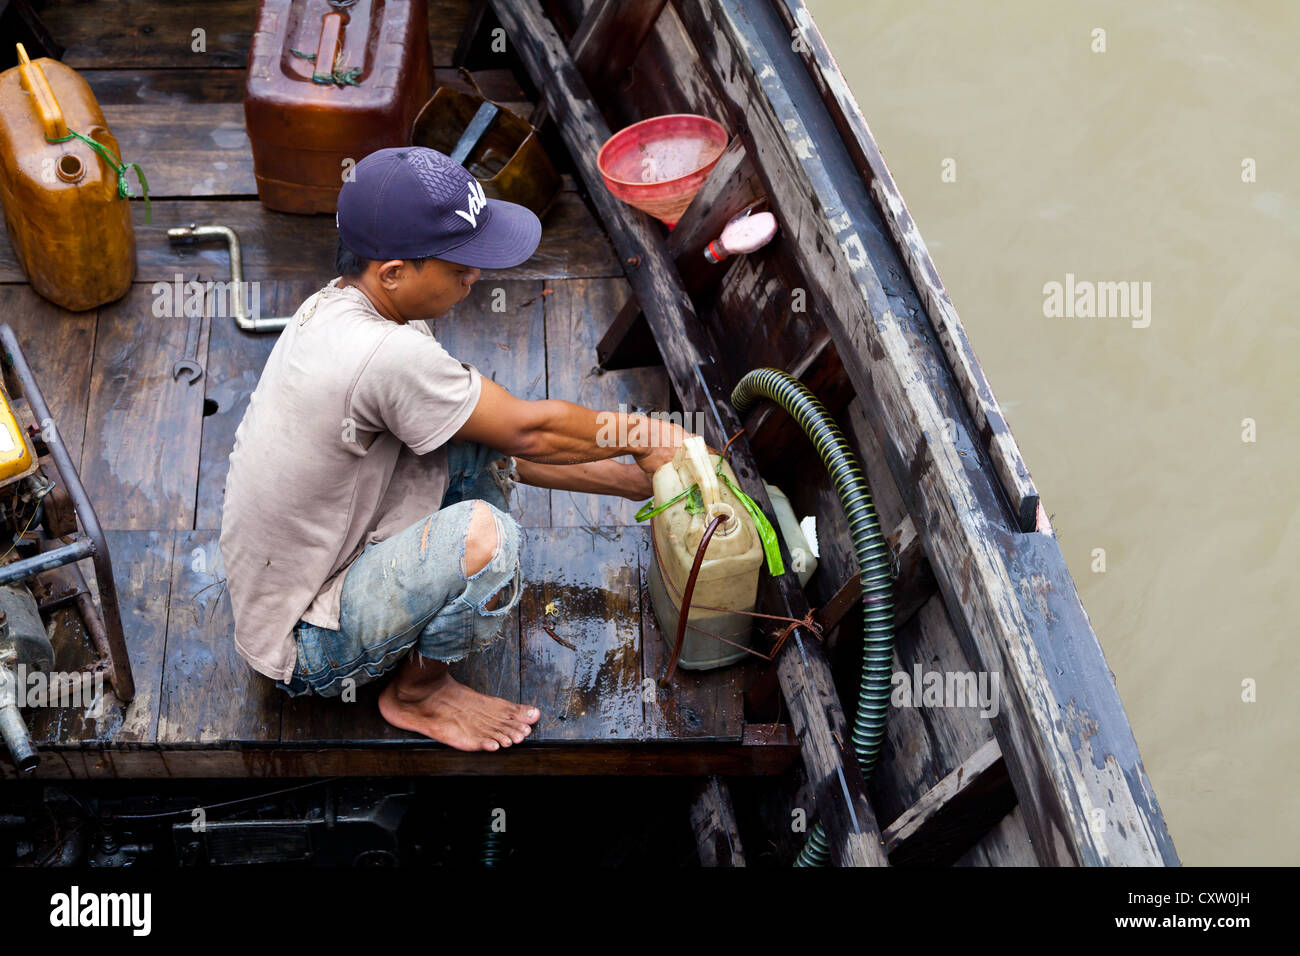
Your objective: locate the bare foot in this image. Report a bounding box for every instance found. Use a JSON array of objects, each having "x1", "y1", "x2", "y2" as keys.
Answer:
[{"x1": 378, "y1": 657, "x2": 540, "y2": 751}]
